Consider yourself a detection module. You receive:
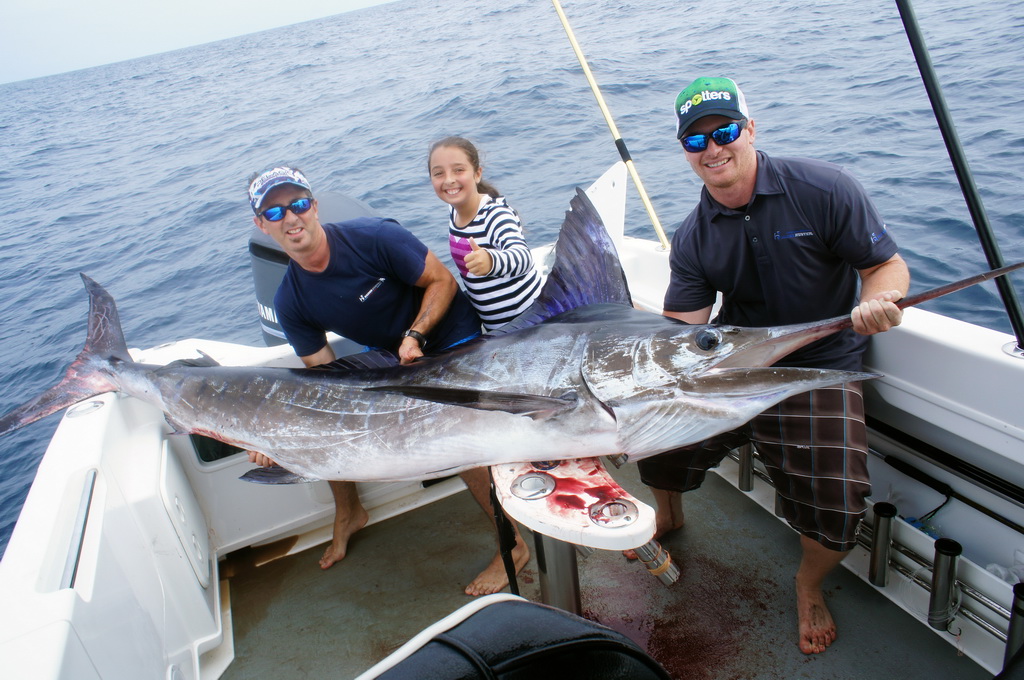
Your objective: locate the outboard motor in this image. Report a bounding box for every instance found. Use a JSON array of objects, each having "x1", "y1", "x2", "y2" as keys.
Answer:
[{"x1": 248, "y1": 192, "x2": 378, "y2": 346}]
